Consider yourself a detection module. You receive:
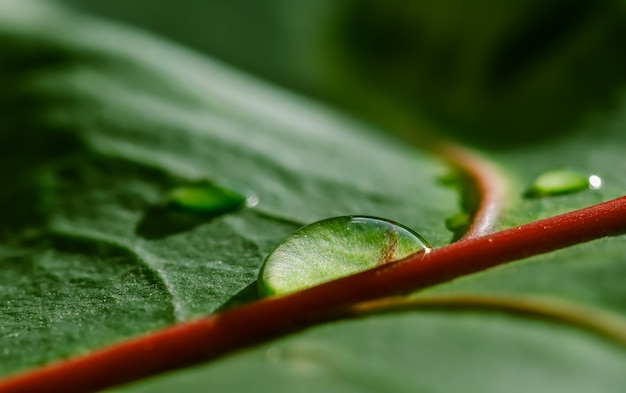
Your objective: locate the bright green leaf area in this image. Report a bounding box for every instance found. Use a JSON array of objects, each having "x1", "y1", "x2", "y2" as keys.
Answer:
[
  {"x1": 0, "y1": 0, "x2": 457, "y2": 377},
  {"x1": 3, "y1": 1, "x2": 626, "y2": 392}
]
